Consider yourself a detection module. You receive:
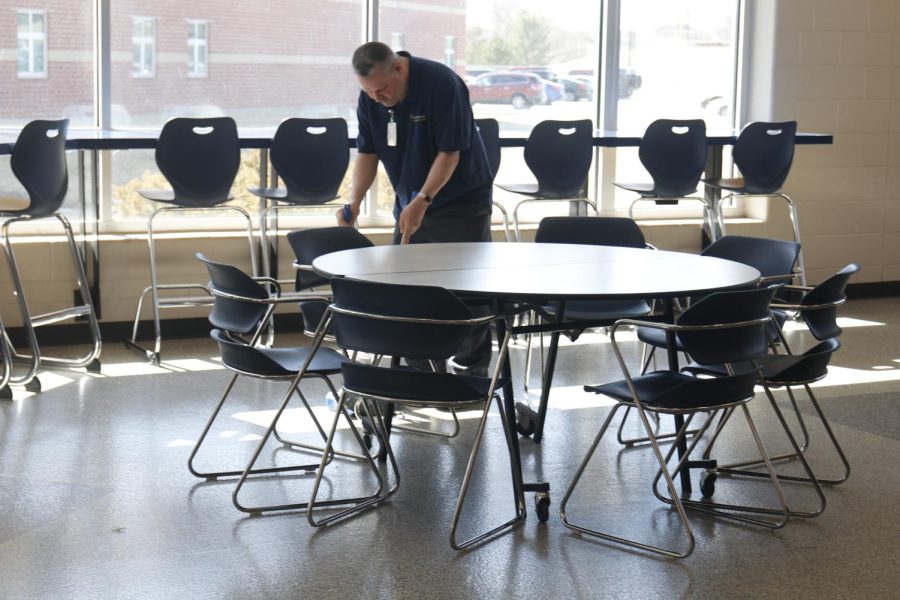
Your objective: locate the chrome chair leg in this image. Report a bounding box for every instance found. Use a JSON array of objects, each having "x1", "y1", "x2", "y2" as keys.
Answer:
[
  {"x1": 307, "y1": 393, "x2": 399, "y2": 527},
  {"x1": 492, "y1": 201, "x2": 512, "y2": 242},
  {"x1": 560, "y1": 402, "x2": 695, "y2": 558},
  {"x1": 450, "y1": 392, "x2": 527, "y2": 551}
]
